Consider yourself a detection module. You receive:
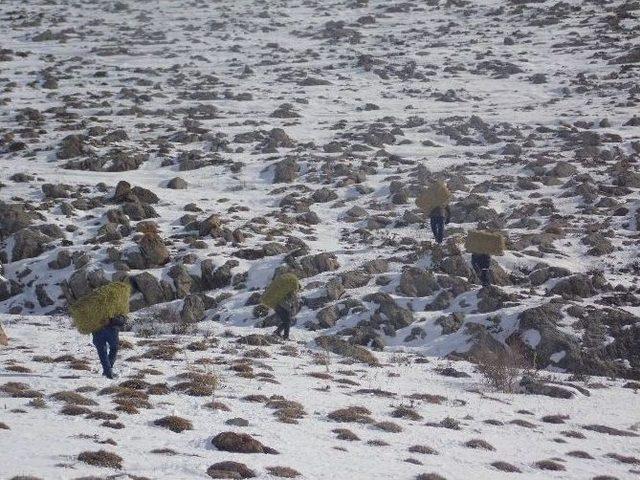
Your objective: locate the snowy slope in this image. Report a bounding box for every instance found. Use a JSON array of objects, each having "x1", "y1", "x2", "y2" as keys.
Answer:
[{"x1": 1, "y1": 315, "x2": 639, "y2": 480}]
